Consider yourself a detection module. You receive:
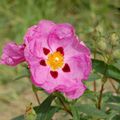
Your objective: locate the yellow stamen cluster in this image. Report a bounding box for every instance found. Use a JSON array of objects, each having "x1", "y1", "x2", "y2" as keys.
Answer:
[{"x1": 46, "y1": 51, "x2": 64, "y2": 70}]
